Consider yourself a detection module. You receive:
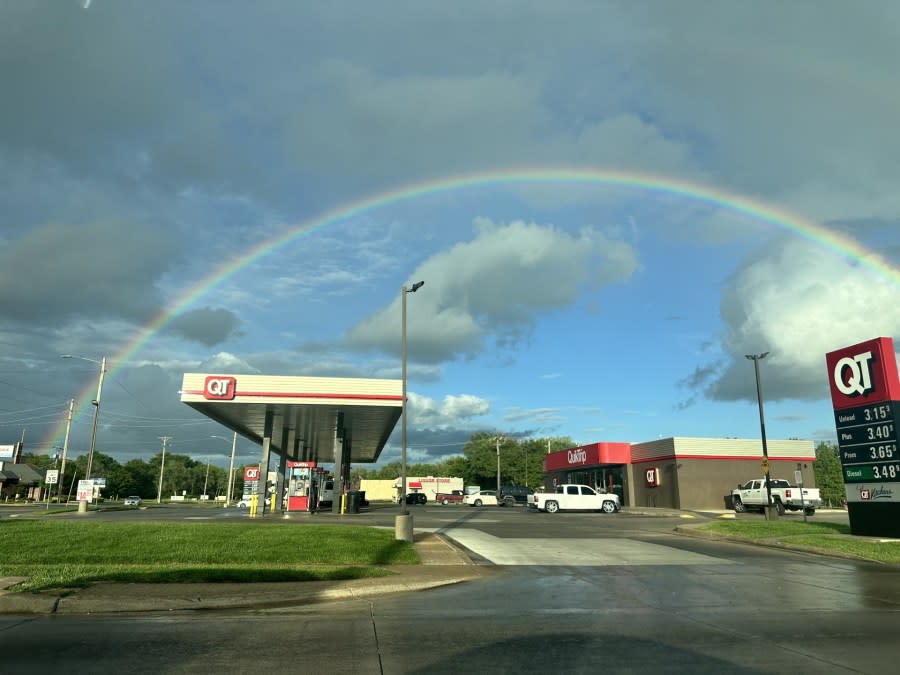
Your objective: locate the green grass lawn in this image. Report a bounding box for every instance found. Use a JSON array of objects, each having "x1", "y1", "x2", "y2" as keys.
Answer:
[
  {"x1": 0, "y1": 521, "x2": 418, "y2": 591},
  {"x1": 697, "y1": 519, "x2": 900, "y2": 564}
]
